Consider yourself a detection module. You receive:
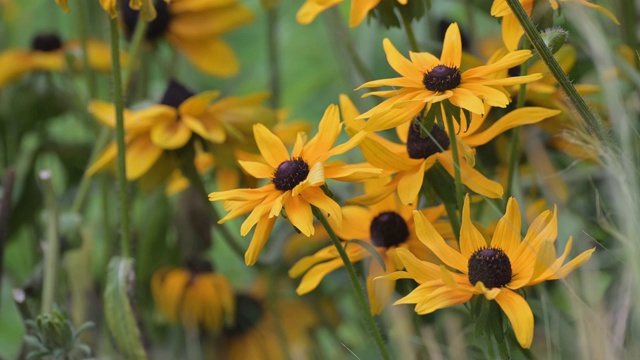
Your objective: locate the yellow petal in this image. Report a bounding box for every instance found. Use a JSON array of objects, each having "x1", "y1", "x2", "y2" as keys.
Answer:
[
  {"x1": 382, "y1": 38, "x2": 422, "y2": 80},
  {"x1": 491, "y1": 197, "x2": 521, "y2": 260},
  {"x1": 296, "y1": 0, "x2": 344, "y2": 25},
  {"x1": 409, "y1": 51, "x2": 439, "y2": 72},
  {"x1": 168, "y1": 5, "x2": 254, "y2": 38},
  {"x1": 85, "y1": 141, "x2": 117, "y2": 177},
  {"x1": 238, "y1": 160, "x2": 274, "y2": 179},
  {"x1": 449, "y1": 87, "x2": 485, "y2": 115},
  {"x1": 502, "y1": 14, "x2": 524, "y2": 52},
  {"x1": 367, "y1": 258, "x2": 395, "y2": 314},
  {"x1": 440, "y1": 23, "x2": 462, "y2": 68},
  {"x1": 125, "y1": 134, "x2": 163, "y2": 180},
  {"x1": 348, "y1": 0, "x2": 378, "y2": 27},
  {"x1": 413, "y1": 210, "x2": 468, "y2": 273},
  {"x1": 437, "y1": 153, "x2": 504, "y2": 198},
  {"x1": 495, "y1": 289, "x2": 534, "y2": 349},
  {"x1": 300, "y1": 186, "x2": 342, "y2": 228},
  {"x1": 253, "y1": 123, "x2": 290, "y2": 168},
  {"x1": 395, "y1": 247, "x2": 441, "y2": 283},
  {"x1": 150, "y1": 120, "x2": 192, "y2": 149},
  {"x1": 295, "y1": 258, "x2": 345, "y2": 294},
  {"x1": 397, "y1": 161, "x2": 428, "y2": 205},
  {"x1": 284, "y1": 195, "x2": 314, "y2": 236},
  {"x1": 245, "y1": 216, "x2": 277, "y2": 266},
  {"x1": 166, "y1": 34, "x2": 239, "y2": 77},
  {"x1": 459, "y1": 195, "x2": 487, "y2": 258}
]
